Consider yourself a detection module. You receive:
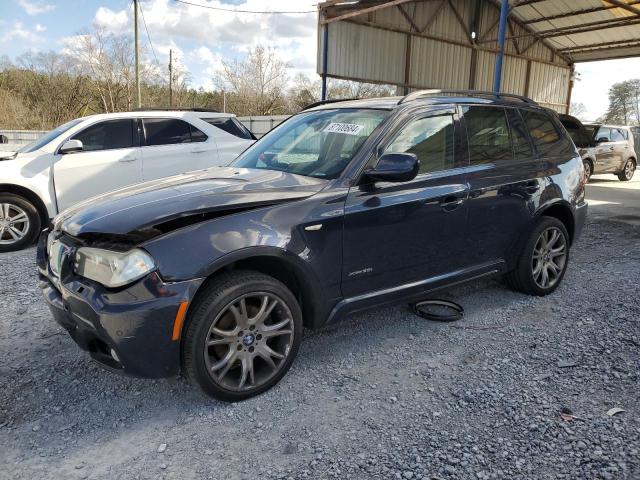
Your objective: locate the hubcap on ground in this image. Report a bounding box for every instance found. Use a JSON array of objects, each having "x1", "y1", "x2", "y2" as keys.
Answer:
[
  {"x1": 204, "y1": 292, "x2": 294, "y2": 391},
  {"x1": 531, "y1": 226, "x2": 567, "y2": 289},
  {"x1": 0, "y1": 203, "x2": 29, "y2": 245}
]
